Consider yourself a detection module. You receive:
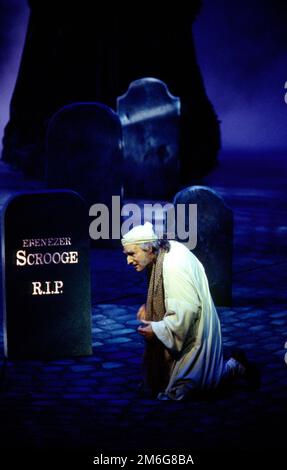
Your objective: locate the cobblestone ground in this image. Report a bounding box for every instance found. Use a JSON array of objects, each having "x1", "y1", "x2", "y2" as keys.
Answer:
[{"x1": 0, "y1": 160, "x2": 286, "y2": 464}]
